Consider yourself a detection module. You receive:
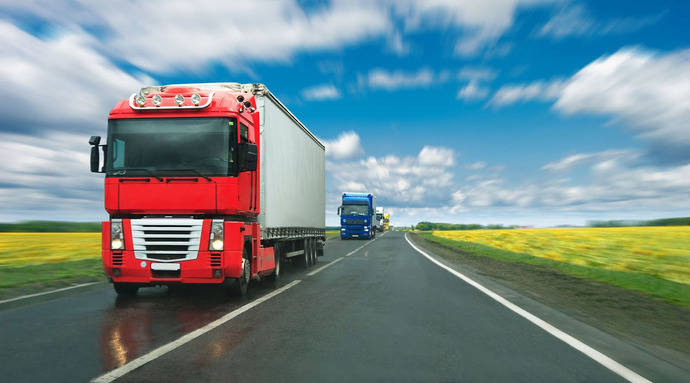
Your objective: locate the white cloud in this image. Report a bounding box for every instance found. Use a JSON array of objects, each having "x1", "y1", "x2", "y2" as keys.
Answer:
[
  {"x1": 457, "y1": 80, "x2": 490, "y2": 101},
  {"x1": 418, "y1": 146, "x2": 456, "y2": 166},
  {"x1": 554, "y1": 47, "x2": 690, "y2": 151},
  {"x1": 366, "y1": 68, "x2": 436, "y2": 90},
  {"x1": 0, "y1": 132, "x2": 105, "y2": 221},
  {"x1": 488, "y1": 79, "x2": 565, "y2": 106},
  {"x1": 0, "y1": 21, "x2": 152, "y2": 131},
  {"x1": 542, "y1": 150, "x2": 637, "y2": 172},
  {"x1": 322, "y1": 131, "x2": 365, "y2": 160},
  {"x1": 391, "y1": 0, "x2": 557, "y2": 56},
  {"x1": 487, "y1": 47, "x2": 690, "y2": 159},
  {"x1": 453, "y1": 150, "x2": 690, "y2": 212},
  {"x1": 327, "y1": 146, "x2": 457, "y2": 209},
  {"x1": 2, "y1": 1, "x2": 390, "y2": 73},
  {"x1": 457, "y1": 66, "x2": 498, "y2": 81},
  {"x1": 465, "y1": 162, "x2": 487, "y2": 170},
  {"x1": 387, "y1": 31, "x2": 411, "y2": 56},
  {"x1": 538, "y1": 5, "x2": 663, "y2": 39},
  {"x1": 302, "y1": 84, "x2": 341, "y2": 101}
]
